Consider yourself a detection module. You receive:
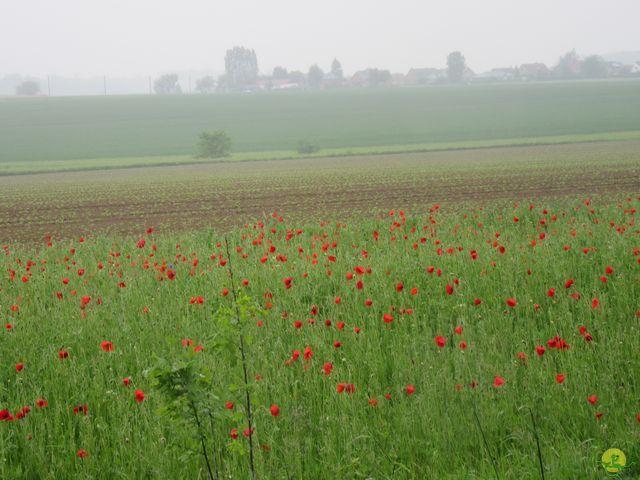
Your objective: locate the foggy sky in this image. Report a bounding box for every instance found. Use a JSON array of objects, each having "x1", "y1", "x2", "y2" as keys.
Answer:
[{"x1": 2, "y1": 0, "x2": 638, "y2": 77}]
